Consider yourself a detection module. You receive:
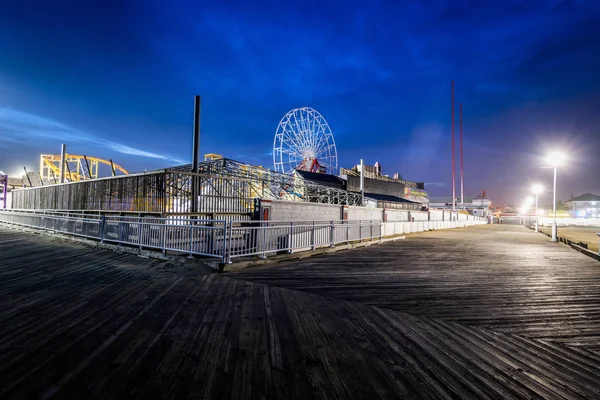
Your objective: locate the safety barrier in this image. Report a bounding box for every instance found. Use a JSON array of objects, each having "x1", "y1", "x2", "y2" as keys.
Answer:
[{"x1": 0, "y1": 210, "x2": 486, "y2": 263}]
